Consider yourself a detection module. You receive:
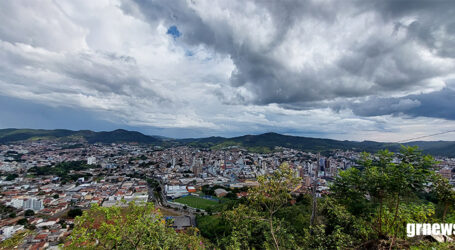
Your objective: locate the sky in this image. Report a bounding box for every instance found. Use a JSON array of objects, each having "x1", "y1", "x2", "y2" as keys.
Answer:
[{"x1": 1, "y1": 0, "x2": 455, "y2": 141}]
